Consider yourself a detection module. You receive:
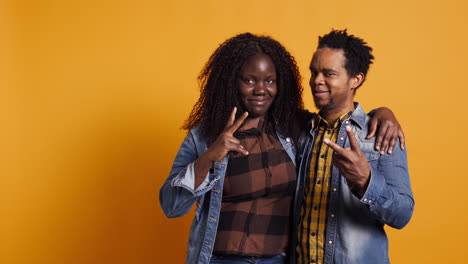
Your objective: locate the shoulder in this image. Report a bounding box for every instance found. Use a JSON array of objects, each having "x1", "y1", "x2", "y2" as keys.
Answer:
[{"x1": 285, "y1": 109, "x2": 315, "y2": 146}]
